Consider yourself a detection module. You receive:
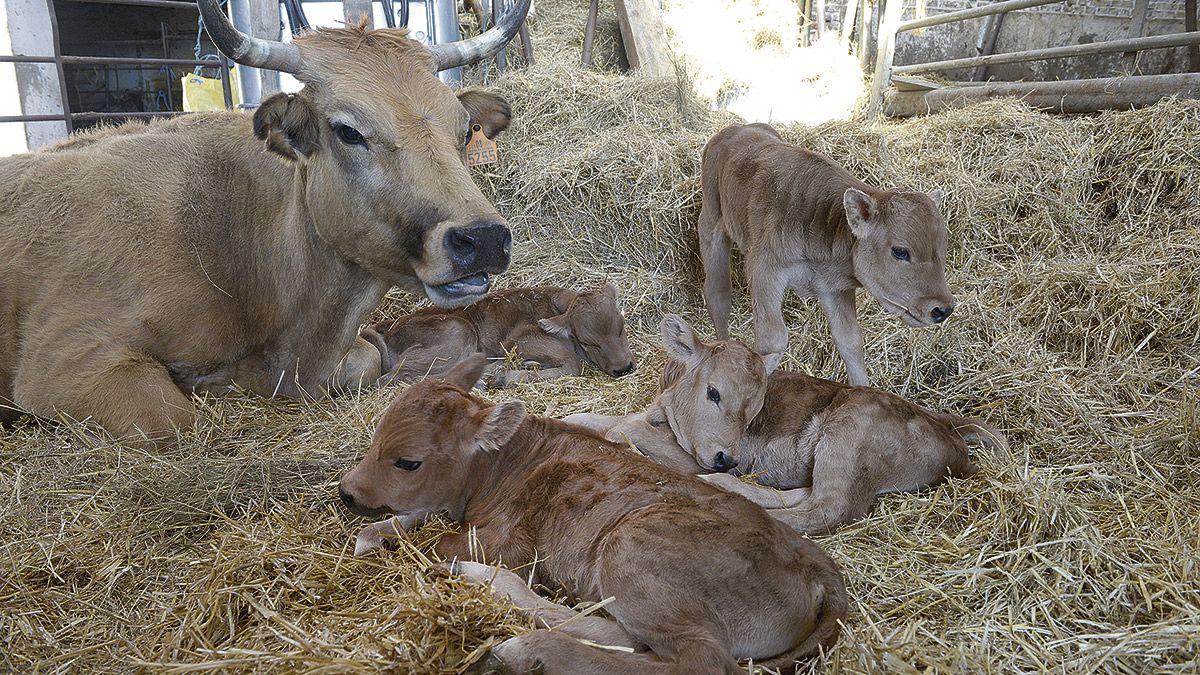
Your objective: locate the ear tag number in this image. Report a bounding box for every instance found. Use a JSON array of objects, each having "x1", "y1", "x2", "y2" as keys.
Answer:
[{"x1": 465, "y1": 124, "x2": 498, "y2": 167}]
